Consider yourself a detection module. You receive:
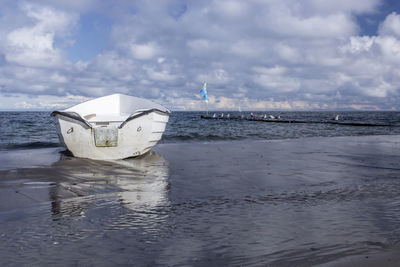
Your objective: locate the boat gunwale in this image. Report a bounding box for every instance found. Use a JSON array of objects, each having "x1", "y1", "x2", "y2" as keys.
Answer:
[
  {"x1": 50, "y1": 111, "x2": 93, "y2": 128},
  {"x1": 50, "y1": 108, "x2": 170, "y2": 129},
  {"x1": 119, "y1": 109, "x2": 170, "y2": 128}
]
